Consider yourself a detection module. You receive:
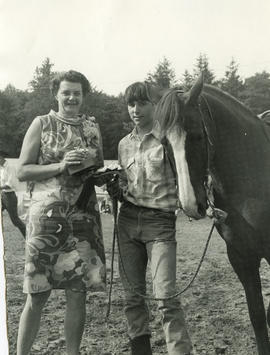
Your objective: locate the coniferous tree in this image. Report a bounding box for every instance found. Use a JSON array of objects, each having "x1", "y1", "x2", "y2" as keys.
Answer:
[
  {"x1": 242, "y1": 71, "x2": 270, "y2": 114},
  {"x1": 180, "y1": 69, "x2": 194, "y2": 90},
  {"x1": 24, "y1": 57, "x2": 56, "y2": 122},
  {"x1": 219, "y1": 58, "x2": 244, "y2": 99},
  {"x1": 11, "y1": 58, "x2": 57, "y2": 155},
  {"x1": 4, "y1": 56, "x2": 270, "y2": 159},
  {"x1": 82, "y1": 90, "x2": 127, "y2": 159},
  {"x1": 0, "y1": 91, "x2": 22, "y2": 156},
  {"x1": 29, "y1": 58, "x2": 54, "y2": 92},
  {"x1": 146, "y1": 57, "x2": 176, "y2": 88},
  {"x1": 1, "y1": 86, "x2": 30, "y2": 156},
  {"x1": 193, "y1": 53, "x2": 215, "y2": 84}
]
